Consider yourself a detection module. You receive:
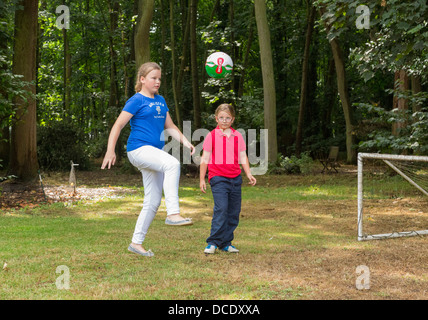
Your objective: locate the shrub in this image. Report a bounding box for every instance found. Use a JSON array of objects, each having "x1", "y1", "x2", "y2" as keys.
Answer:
[
  {"x1": 37, "y1": 121, "x2": 90, "y2": 170},
  {"x1": 269, "y1": 152, "x2": 314, "y2": 175}
]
